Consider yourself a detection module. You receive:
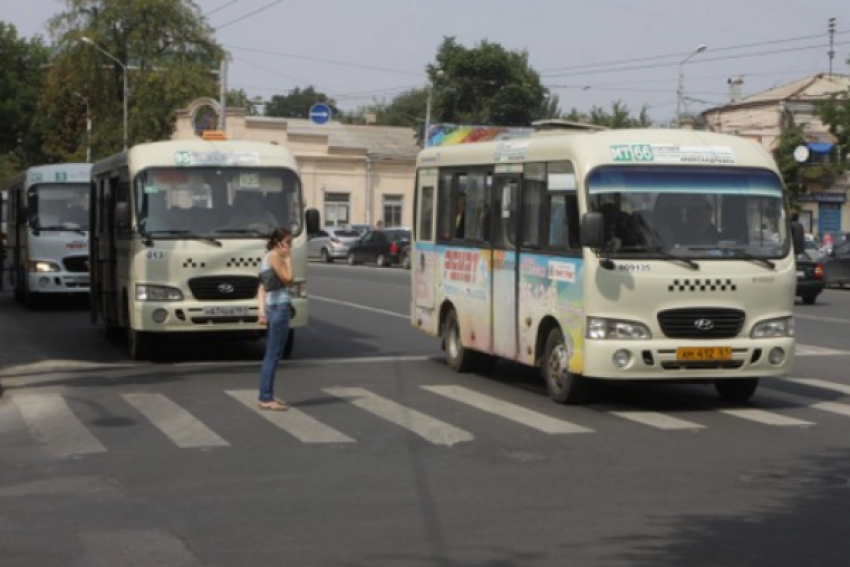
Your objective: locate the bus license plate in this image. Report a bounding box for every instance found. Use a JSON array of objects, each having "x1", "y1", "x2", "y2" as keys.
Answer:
[
  {"x1": 676, "y1": 347, "x2": 732, "y2": 361},
  {"x1": 203, "y1": 306, "x2": 249, "y2": 317}
]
